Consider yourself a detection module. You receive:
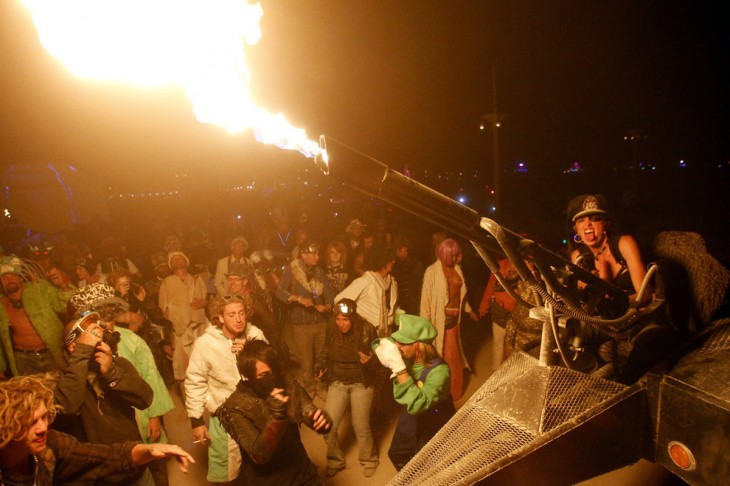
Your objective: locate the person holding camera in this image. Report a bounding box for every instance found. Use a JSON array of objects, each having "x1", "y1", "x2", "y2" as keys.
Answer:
[
  {"x1": 51, "y1": 311, "x2": 157, "y2": 486},
  {"x1": 68, "y1": 282, "x2": 176, "y2": 486},
  {"x1": 216, "y1": 340, "x2": 332, "y2": 485}
]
